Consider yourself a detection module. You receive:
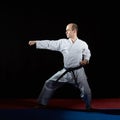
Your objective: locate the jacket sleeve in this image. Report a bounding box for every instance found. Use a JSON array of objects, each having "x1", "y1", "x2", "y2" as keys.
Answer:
[
  {"x1": 36, "y1": 39, "x2": 62, "y2": 51},
  {"x1": 82, "y1": 42, "x2": 91, "y2": 61}
]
